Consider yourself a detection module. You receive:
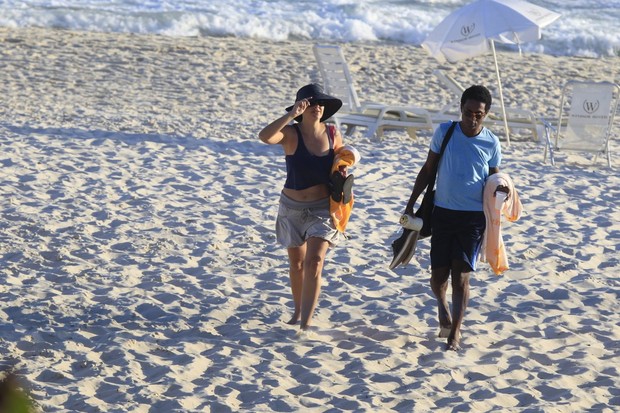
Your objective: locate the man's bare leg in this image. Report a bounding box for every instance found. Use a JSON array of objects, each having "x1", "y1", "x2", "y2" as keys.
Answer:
[
  {"x1": 447, "y1": 259, "x2": 470, "y2": 351},
  {"x1": 285, "y1": 244, "x2": 306, "y2": 324},
  {"x1": 431, "y1": 267, "x2": 452, "y2": 337},
  {"x1": 299, "y1": 237, "x2": 329, "y2": 330}
]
